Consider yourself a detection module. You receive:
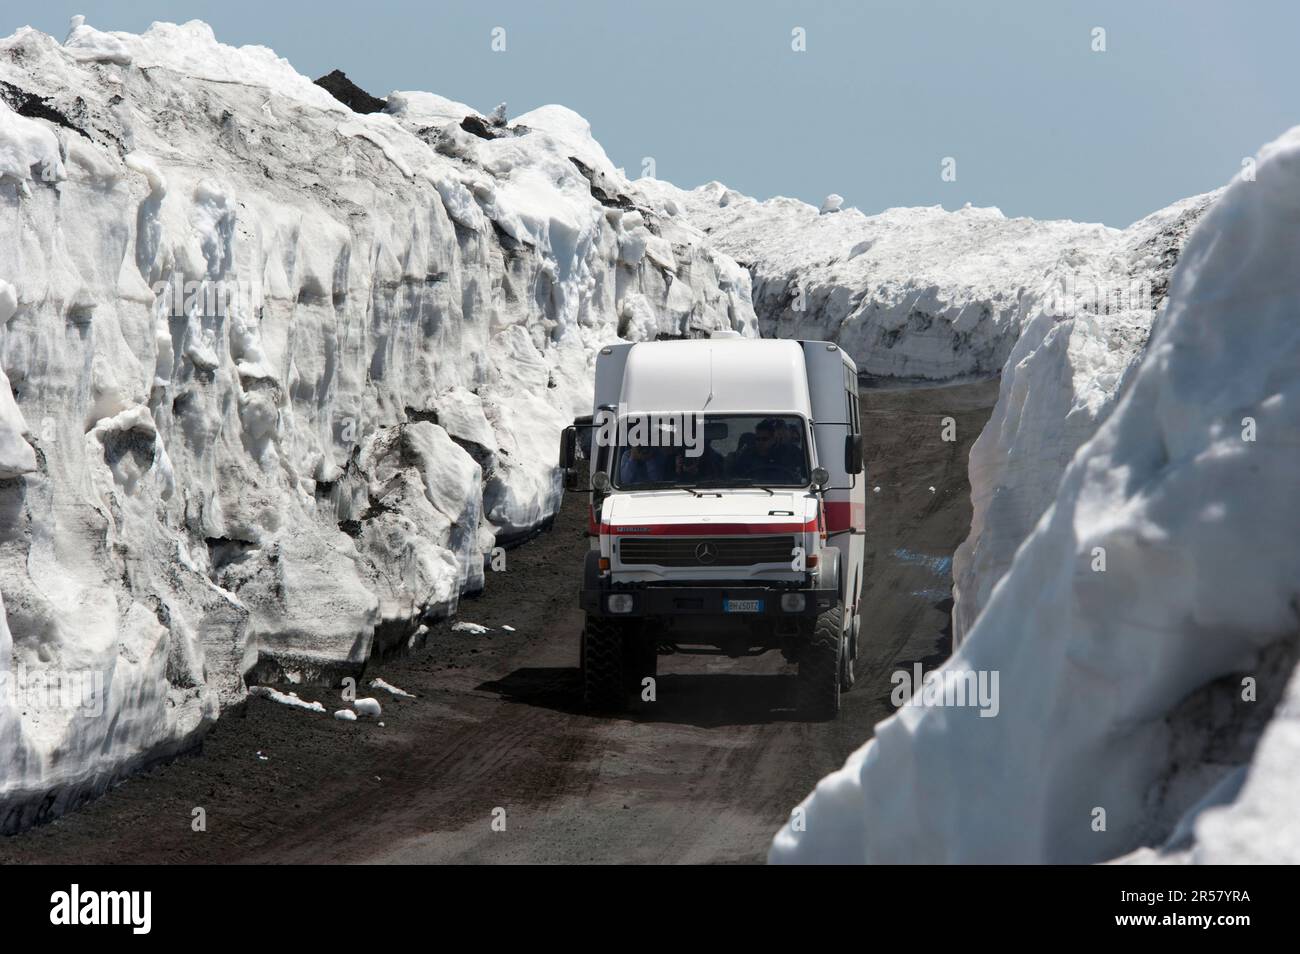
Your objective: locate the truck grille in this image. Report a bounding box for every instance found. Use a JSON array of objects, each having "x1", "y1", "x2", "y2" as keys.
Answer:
[{"x1": 618, "y1": 535, "x2": 796, "y2": 568}]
